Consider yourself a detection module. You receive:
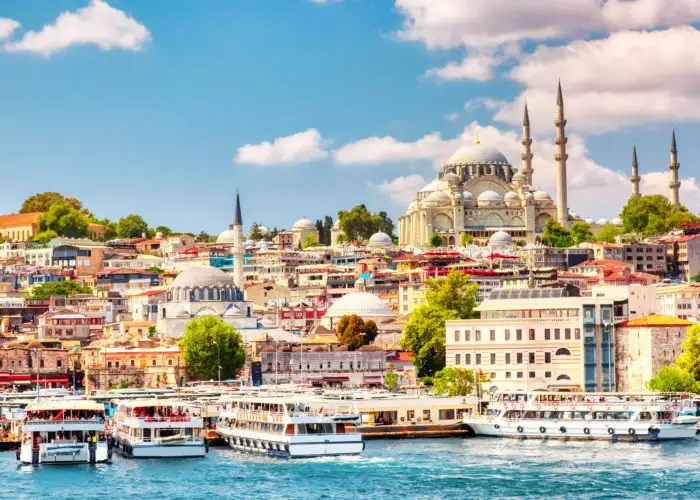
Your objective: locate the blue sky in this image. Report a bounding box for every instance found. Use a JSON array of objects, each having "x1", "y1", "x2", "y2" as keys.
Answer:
[{"x1": 1, "y1": 0, "x2": 699, "y2": 235}]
